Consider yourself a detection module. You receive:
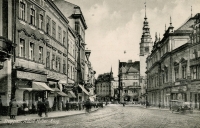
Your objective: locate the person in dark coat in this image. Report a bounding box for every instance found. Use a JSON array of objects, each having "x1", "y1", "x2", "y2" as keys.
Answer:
[
  {"x1": 44, "y1": 98, "x2": 49, "y2": 117},
  {"x1": 23, "y1": 99, "x2": 28, "y2": 116},
  {"x1": 0, "y1": 98, "x2": 2, "y2": 121},
  {"x1": 65, "y1": 100, "x2": 69, "y2": 111},
  {"x1": 37, "y1": 98, "x2": 43, "y2": 117},
  {"x1": 85, "y1": 99, "x2": 91, "y2": 113},
  {"x1": 78, "y1": 102, "x2": 81, "y2": 110},
  {"x1": 10, "y1": 99, "x2": 18, "y2": 120}
]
